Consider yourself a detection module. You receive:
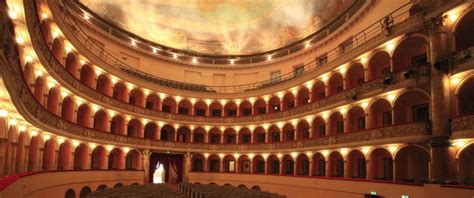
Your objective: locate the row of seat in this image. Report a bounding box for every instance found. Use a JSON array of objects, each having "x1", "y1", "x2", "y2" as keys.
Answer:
[
  {"x1": 178, "y1": 183, "x2": 286, "y2": 198},
  {"x1": 87, "y1": 184, "x2": 186, "y2": 198}
]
